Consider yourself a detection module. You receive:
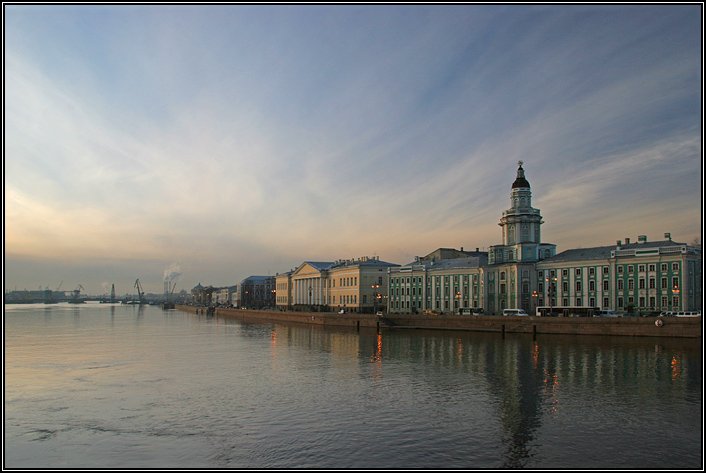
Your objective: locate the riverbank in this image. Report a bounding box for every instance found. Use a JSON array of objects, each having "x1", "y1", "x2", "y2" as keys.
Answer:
[{"x1": 176, "y1": 305, "x2": 702, "y2": 338}]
